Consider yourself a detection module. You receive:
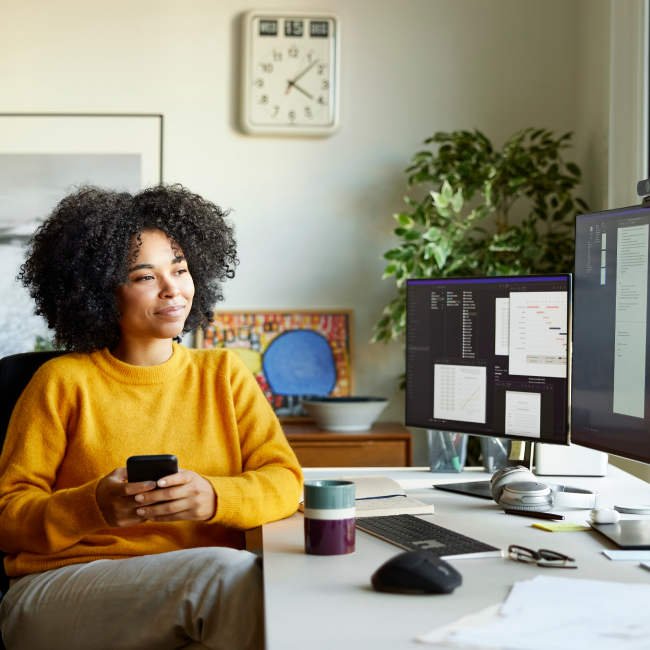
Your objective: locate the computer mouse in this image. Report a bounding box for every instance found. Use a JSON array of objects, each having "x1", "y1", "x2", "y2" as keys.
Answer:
[
  {"x1": 590, "y1": 508, "x2": 620, "y2": 524},
  {"x1": 371, "y1": 550, "x2": 462, "y2": 594}
]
